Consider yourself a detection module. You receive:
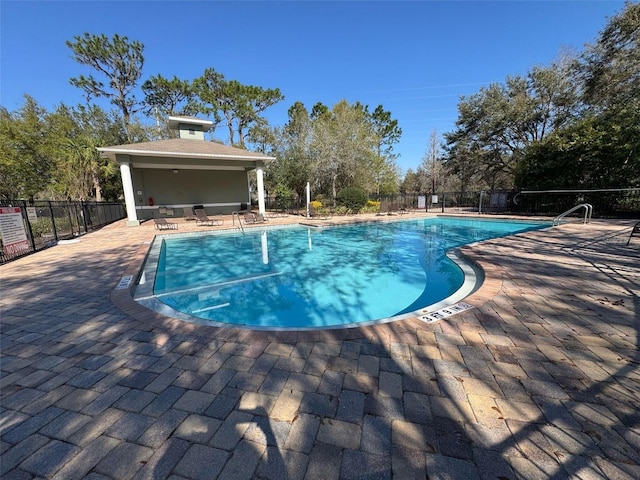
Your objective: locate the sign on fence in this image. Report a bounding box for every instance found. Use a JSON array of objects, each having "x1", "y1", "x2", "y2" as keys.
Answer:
[
  {"x1": 26, "y1": 207, "x2": 37, "y2": 222},
  {"x1": 0, "y1": 207, "x2": 30, "y2": 256}
]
